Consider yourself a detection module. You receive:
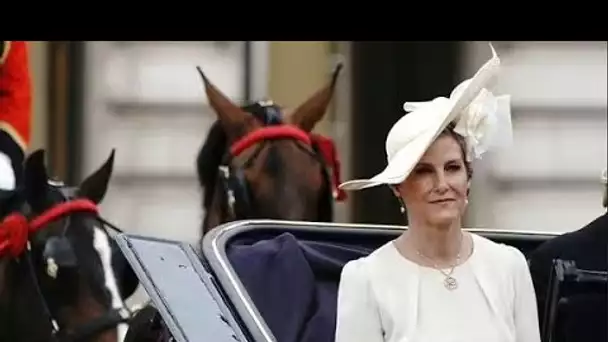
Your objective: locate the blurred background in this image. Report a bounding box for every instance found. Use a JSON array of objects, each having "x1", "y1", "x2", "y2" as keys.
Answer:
[{"x1": 27, "y1": 41, "x2": 607, "y2": 246}]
